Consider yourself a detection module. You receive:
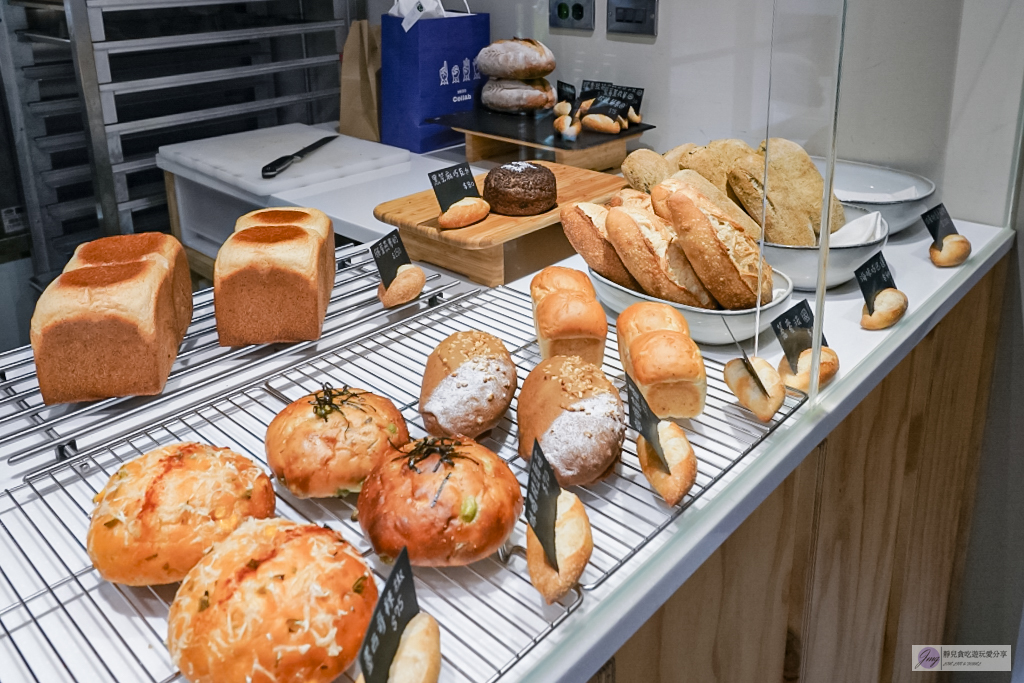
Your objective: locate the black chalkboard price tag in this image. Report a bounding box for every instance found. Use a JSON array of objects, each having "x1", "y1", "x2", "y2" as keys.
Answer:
[
  {"x1": 580, "y1": 79, "x2": 613, "y2": 94},
  {"x1": 625, "y1": 374, "x2": 668, "y2": 472},
  {"x1": 358, "y1": 548, "x2": 419, "y2": 683},
  {"x1": 605, "y1": 84, "x2": 644, "y2": 113},
  {"x1": 587, "y1": 94, "x2": 628, "y2": 119},
  {"x1": 427, "y1": 162, "x2": 480, "y2": 213},
  {"x1": 771, "y1": 300, "x2": 828, "y2": 373},
  {"x1": 571, "y1": 88, "x2": 603, "y2": 118},
  {"x1": 921, "y1": 203, "x2": 958, "y2": 250},
  {"x1": 854, "y1": 252, "x2": 897, "y2": 315},
  {"x1": 556, "y1": 80, "x2": 576, "y2": 104},
  {"x1": 526, "y1": 440, "x2": 560, "y2": 571},
  {"x1": 371, "y1": 229, "x2": 411, "y2": 289}
]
